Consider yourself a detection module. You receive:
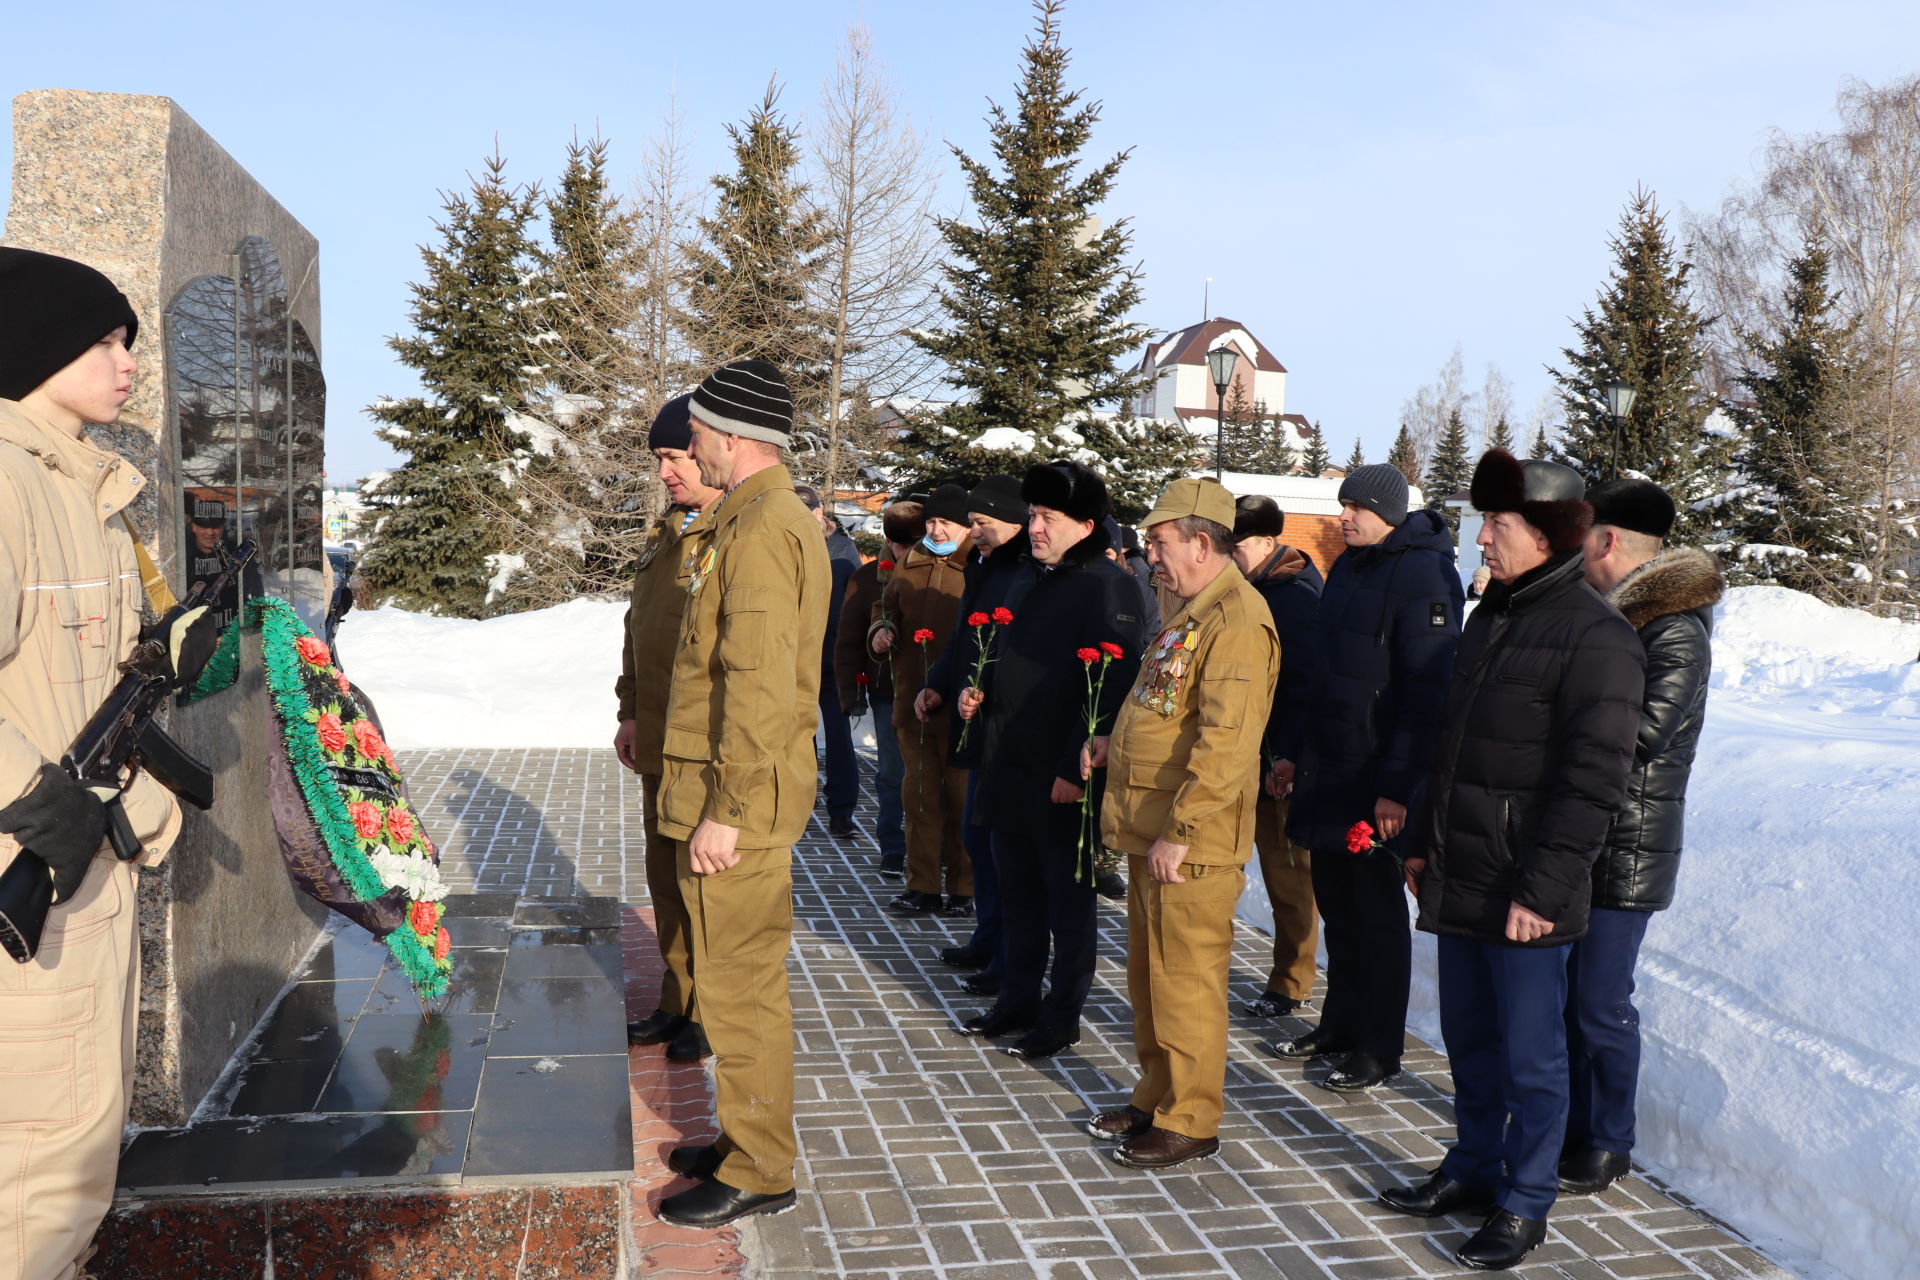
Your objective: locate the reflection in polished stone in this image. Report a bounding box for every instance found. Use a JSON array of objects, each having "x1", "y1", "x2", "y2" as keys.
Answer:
[
  {"x1": 465, "y1": 1056, "x2": 633, "y2": 1179},
  {"x1": 487, "y1": 978, "x2": 628, "y2": 1058},
  {"x1": 117, "y1": 1112, "x2": 471, "y2": 1193}
]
